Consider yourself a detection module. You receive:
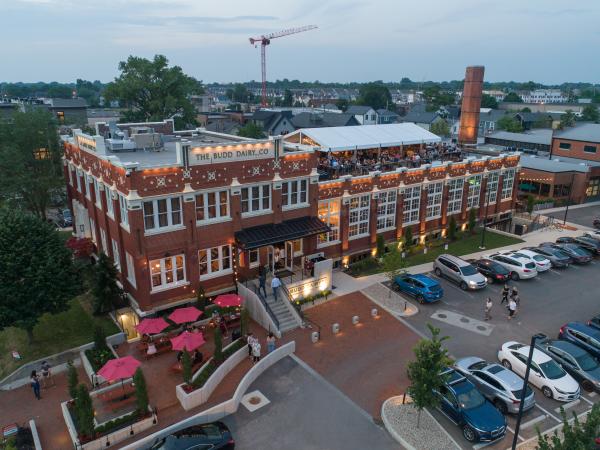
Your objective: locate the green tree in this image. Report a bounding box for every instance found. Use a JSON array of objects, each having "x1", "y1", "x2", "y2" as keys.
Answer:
[
  {"x1": 226, "y1": 84, "x2": 252, "y2": 103},
  {"x1": 403, "y1": 226, "x2": 413, "y2": 249},
  {"x1": 356, "y1": 83, "x2": 392, "y2": 110},
  {"x1": 104, "y1": 54, "x2": 202, "y2": 128},
  {"x1": 537, "y1": 403, "x2": 600, "y2": 450},
  {"x1": 407, "y1": 324, "x2": 452, "y2": 427},
  {"x1": 240, "y1": 307, "x2": 250, "y2": 337},
  {"x1": 581, "y1": 105, "x2": 600, "y2": 122},
  {"x1": 93, "y1": 326, "x2": 106, "y2": 350},
  {"x1": 74, "y1": 384, "x2": 95, "y2": 438},
  {"x1": 447, "y1": 216, "x2": 457, "y2": 241},
  {"x1": 196, "y1": 285, "x2": 206, "y2": 312},
  {"x1": 282, "y1": 89, "x2": 294, "y2": 107},
  {"x1": 91, "y1": 253, "x2": 122, "y2": 315},
  {"x1": 67, "y1": 360, "x2": 79, "y2": 399},
  {"x1": 559, "y1": 110, "x2": 576, "y2": 128},
  {"x1": 497, "y1": 115, "x2": 523, "y2": 132},
  {"x1": 335, "y1": 98, "x2": 349, "y2": 112},
  {"x1": 376, "y1": 234, "x2": 386, "y2": 259},
  {"x1": 237, "y1": 122, "x2": 265, "y2": 139},
  {"x1": 423, "y1": 86, "x2": 456, "y2": 111},
  {"x1": 527, "y1": 194, "x2": 535, "y2": 216},
  {"x1": 0, "y1": 109, "x2": 63, "y2": 220},
  {"x1": 213, "y1": 326, "x2": 223, "y2": 364},
  {"x1": 133, "y1": 368, "x2": 149, "y2": 415},
  {"x1": 430, "y1": 120, "x2": 450, "y2": 137},
  {"x1": 182, "y1": 350, "x2": 192, "y2": 385},
  {"x1": 47, "y1": 84, "x2": 73, "y2": 98},
  {"x1": 468, "y1": 208, "x2": 478, "y2": 235},
  {"x1": 0, "y1": 210, "x2": 80, "y2": 342},
  {"x1": 503, "y1": 92, "x2": 523, "y2": 103},
  {"x1": 383, "y1": 247, "x2": 407, "y2": 288},
  {"x1": 521, "y1": 107, "x2": 532, "y2": 113},
  {"x1": 480, "y1": 94, "x2": 498, "y2": 109}
]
